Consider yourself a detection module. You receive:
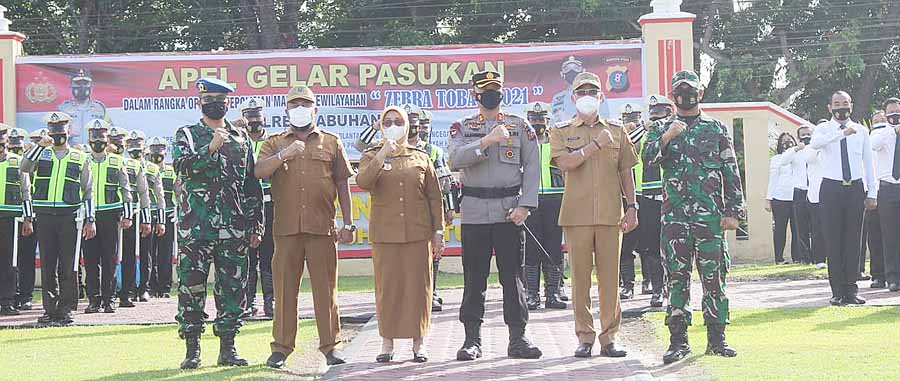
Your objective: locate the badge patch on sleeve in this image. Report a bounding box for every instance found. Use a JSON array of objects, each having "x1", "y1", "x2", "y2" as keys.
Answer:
[{"x1": 450, "y1": 122, "x2": 462, "y2": 138}]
